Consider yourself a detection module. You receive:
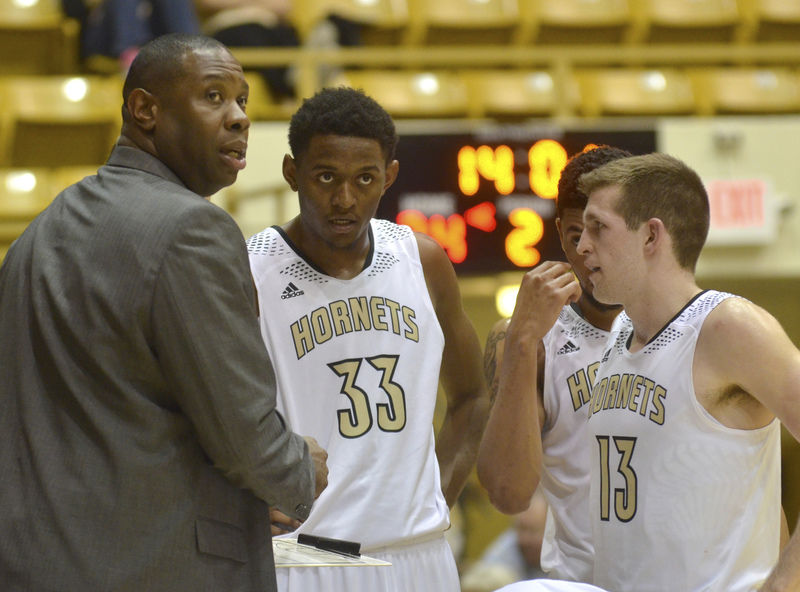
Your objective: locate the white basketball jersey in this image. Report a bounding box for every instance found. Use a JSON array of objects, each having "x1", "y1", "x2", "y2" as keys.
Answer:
[
  {"x1": 587, "y1": 291, "x2": 781, "y2": 592},
  {"x1": 247, "y1": 220, "x2": 449, "y2": 551},
  {"x1": 539, "y1": 304, "x2": 620, "y2": 582}
]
